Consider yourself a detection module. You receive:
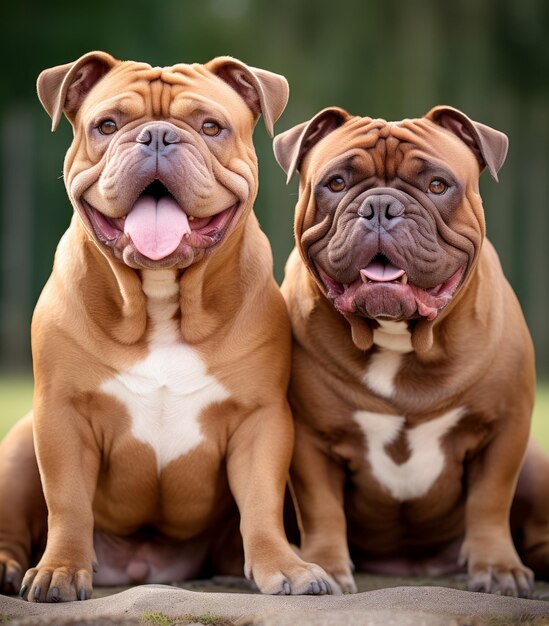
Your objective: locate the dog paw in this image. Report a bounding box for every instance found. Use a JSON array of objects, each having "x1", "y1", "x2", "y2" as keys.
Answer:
[
  {"x1": 0, "y1": 551, "x2": 24, "y2": 595},
  {"x1": 246, "y1": 558, "x2": 342, "y2": 595},
  {"x1": 329, "y1": 568, "x2": 357, "y2": 594},
  {"x1": 299, "y1": 547, "x2": 357, "y2": 593},
  {"x1": 19, "y1": 564, "x2": 93, "y2": 602},
  {"x1": 468, "y1": 562, "x2": 534, "y2": 598}
]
